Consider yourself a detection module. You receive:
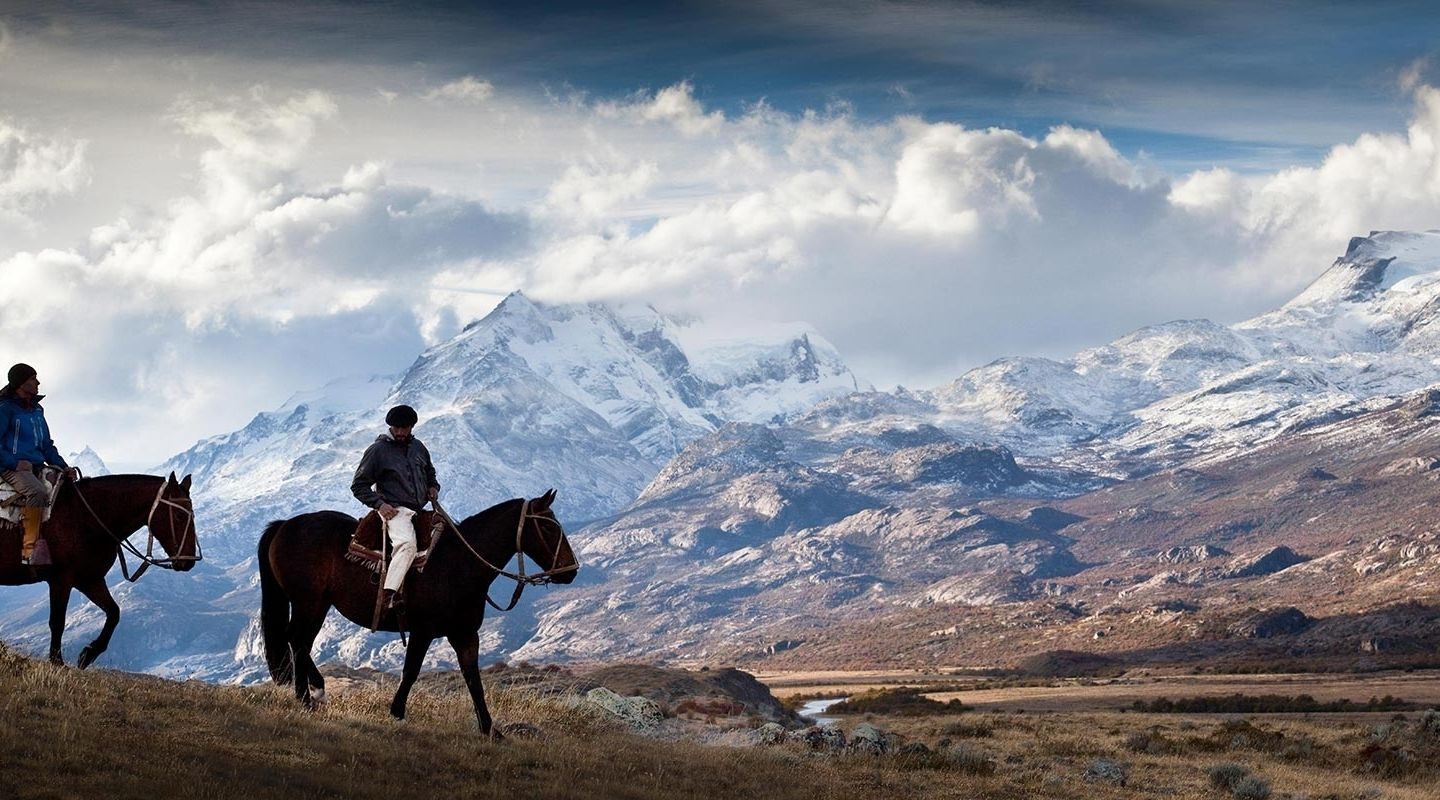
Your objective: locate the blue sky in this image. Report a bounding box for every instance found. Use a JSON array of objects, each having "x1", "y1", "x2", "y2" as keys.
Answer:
[{"x1": 4, "y1": 0, "x2": 1440, "y2": 466}]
